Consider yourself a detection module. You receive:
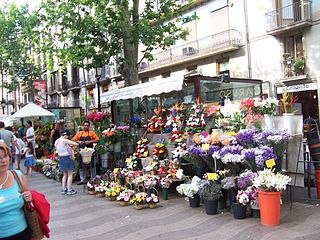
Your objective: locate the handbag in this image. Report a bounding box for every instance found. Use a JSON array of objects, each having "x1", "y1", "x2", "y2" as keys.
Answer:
[{"x1": 12, "y1": 171, "x2": 44, "y2": 240}]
